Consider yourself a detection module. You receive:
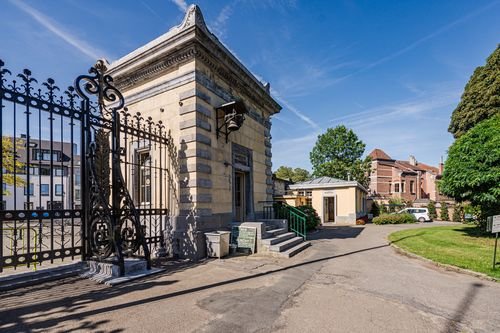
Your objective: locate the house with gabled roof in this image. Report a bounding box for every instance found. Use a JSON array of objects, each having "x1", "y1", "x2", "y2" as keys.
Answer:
[
  {"x1": 368, "y1": 148, "x2": 450, "y2": 203},
  {"x1": 276, "y1": 176, "x2": 368, "y2": 225}
]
